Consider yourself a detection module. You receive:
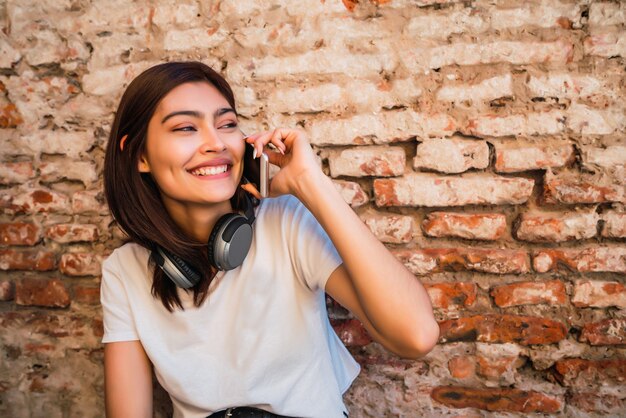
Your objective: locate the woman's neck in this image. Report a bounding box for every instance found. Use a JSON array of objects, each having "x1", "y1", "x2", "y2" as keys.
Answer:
[{"x1": 162, "y1": 199, "x2": 233, "y2": 242}]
